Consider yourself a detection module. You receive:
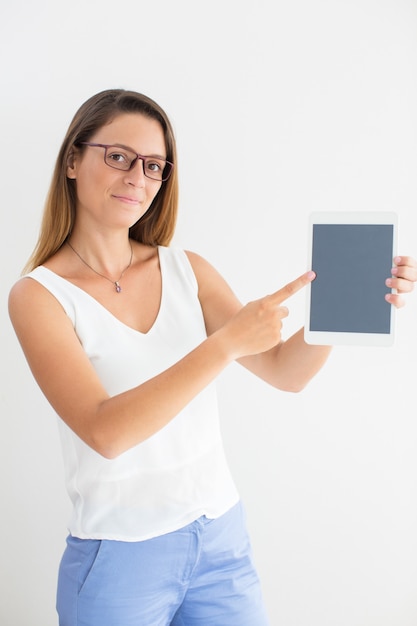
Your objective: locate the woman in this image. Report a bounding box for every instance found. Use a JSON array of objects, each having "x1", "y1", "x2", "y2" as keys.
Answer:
[{"x1": 8, "y1": 89, "x2": 416, "y2": 626}]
